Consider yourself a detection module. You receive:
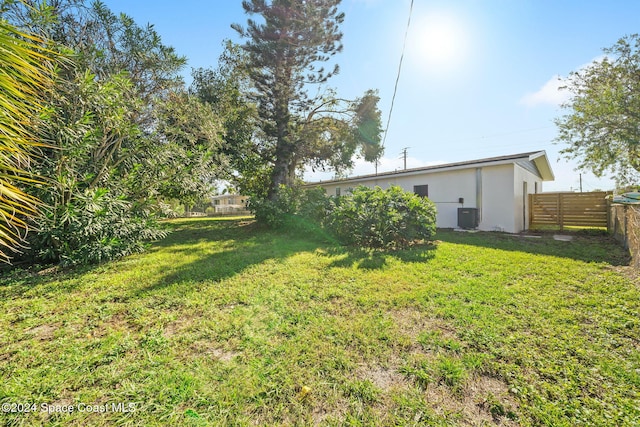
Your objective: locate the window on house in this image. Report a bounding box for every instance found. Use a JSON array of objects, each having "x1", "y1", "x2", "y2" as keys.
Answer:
[
  {"x1": 413, "y1": 185, "x2": 429, "y2": 197},
  {"x1": 214, "y1": 200, "x2": 220, "y2": 205},
  {"x1": 336, "y1": 187, "x2": 341, "y2": 196}
]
